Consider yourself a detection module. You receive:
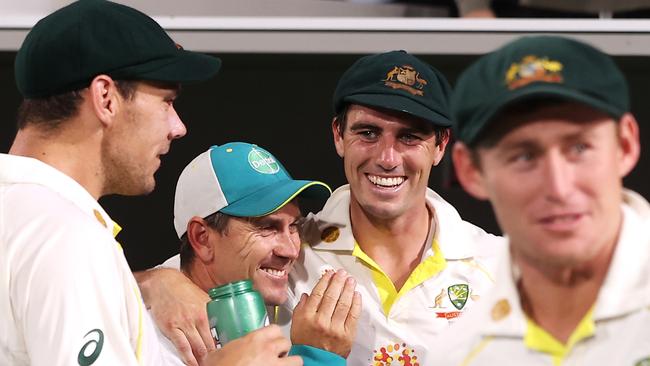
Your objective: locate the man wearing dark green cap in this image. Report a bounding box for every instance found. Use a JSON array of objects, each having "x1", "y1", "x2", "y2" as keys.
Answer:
[
  {"x1": 431, "y1": 35, "x2": 650, "y2": 364},
  {"x1": 136, "y1": 50, "x2": 504, "y2": 366},
  {"x1": 0, "y1": 1, "x2": 301, "y2": 366},
  {"x1": 277, "y1": 50, "x2": 504, "y2": 366}
]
